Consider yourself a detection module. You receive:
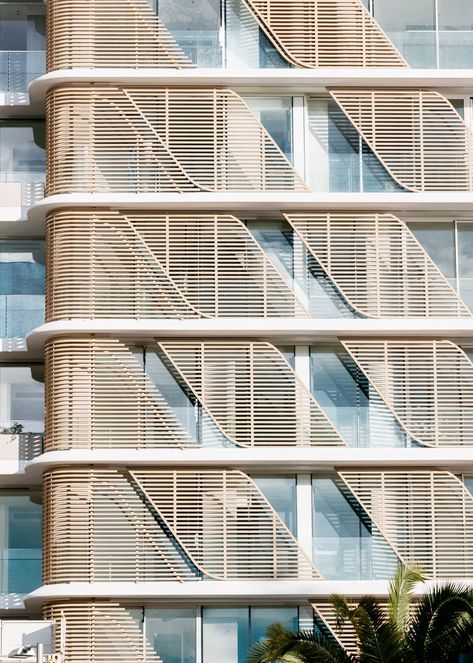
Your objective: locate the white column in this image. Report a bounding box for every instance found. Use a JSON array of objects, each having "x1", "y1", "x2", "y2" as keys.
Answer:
[
  {"x1": 296, "y1": 474, "x2": 313, "y2": 560},
  {"x1": 298, "y1": 605, "x2": 314, "y2": 631}
]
